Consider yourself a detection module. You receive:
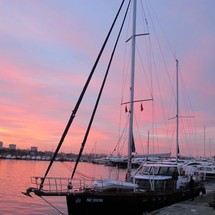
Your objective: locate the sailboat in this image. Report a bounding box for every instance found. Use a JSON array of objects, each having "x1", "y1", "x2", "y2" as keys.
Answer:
[{"x1": 23, "y1": 1, "x2": 205, "y2": 214}]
